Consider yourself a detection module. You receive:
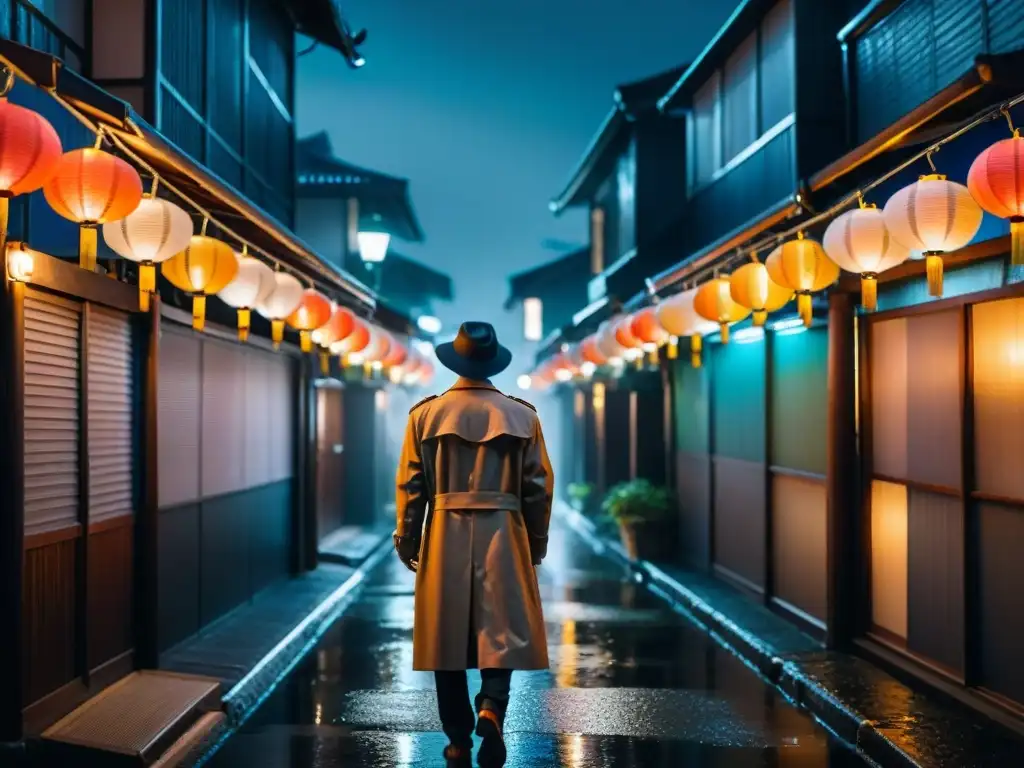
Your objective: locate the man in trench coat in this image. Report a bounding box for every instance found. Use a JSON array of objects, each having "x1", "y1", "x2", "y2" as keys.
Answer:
[{"x1": 393, "y1": 321, "x2": 553, "y2": 766}]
